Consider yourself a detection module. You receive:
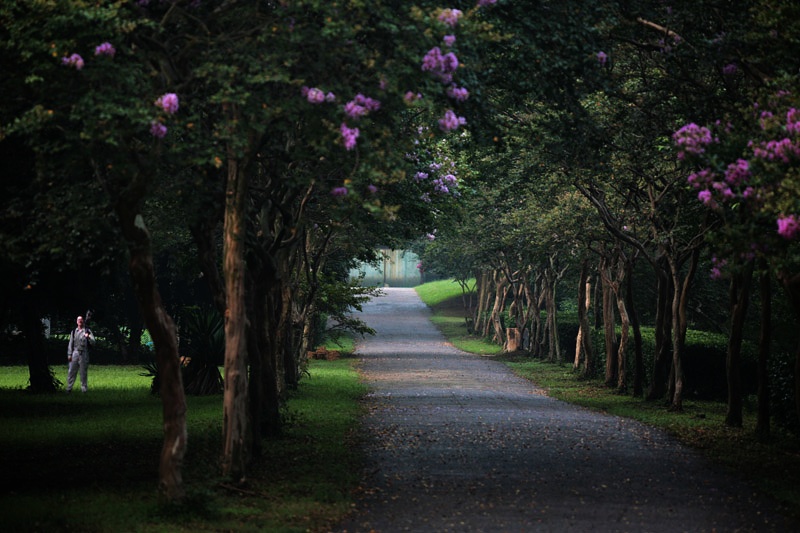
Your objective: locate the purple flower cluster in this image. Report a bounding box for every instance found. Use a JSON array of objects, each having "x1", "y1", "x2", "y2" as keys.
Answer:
[
  {"x1": 788, "y1": 108, "x2": 800, "y2": 135},
  {"x1": 777, "y1": 214, "x2": 800, "y2": 240},
  {"x1": 340, "y1": 123, "x2": 360, "y2": 151},
  {"x1": 433, "y1": 174, "x2": 457, "y2": 193},
  {"x1": 301, "y1": 86, "x2": 335, "y2": 104},
  {"x1": 443, "y1": 35, "x2": 456, "y2": 47},
  {"x1": 673, "y1": 122, "x2": 716, "y2": 159},
  {"x1": 687, "y1": 161, "x2": 755, "y2": 209},
  {"x1": 150, "y1": 121, "x2": 168, "y2": 139},
  {"x1": 446, "y1": 85, "x2": 469, "y2": 102},
  {"x1": 477, "y1": 0, "x2": 497, "y2": 5},
  {"x1": 404, "y1": 91, "x2": 423, "y2": 104},
  {"x1": 344, "y1": 93, "x2": 381, "y2": 120},
  {"x1": 61, "y1": 53, "x2": 84, "y2": 70},
  {"x1": 596, "y1": 51, "x2": 608, "y2": 67},
  {"x1": 94, "y1": 42, "x2": 116, "y2": 57},
  {"x1": 155, "y1": 93, "x2": 179, "y2": 114},
  {"x1": 422, "y1": 47, "x2": 459, "y2": 84},
  {"x1": 438, "y1": 109, "x2": 467, "y2": 132},
  {"x1": 750, "y1": 138, "x2": 799, "y2": 163},
  {"x1": 330, "y1": 186, "x2": 349, "y2": 197},
  {"x1": 710, "y1": 256, "x2": 727, "y2": 280},
  {"x1": 437, "y1": 8, "x2": 463, "y2": 28}
]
